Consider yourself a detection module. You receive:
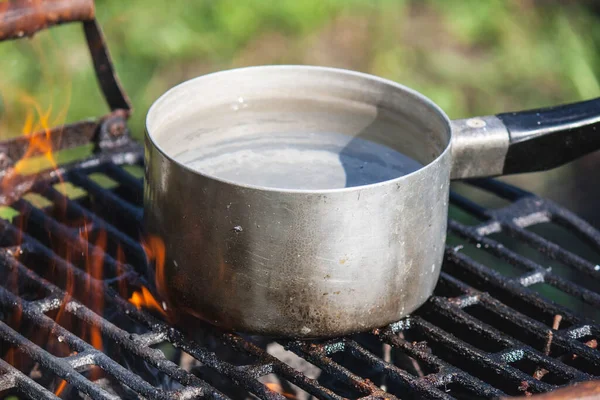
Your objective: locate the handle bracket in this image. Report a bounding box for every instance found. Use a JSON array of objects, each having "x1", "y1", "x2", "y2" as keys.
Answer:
[
  {"x1": 450, "y1": 116, "x2": 510, "y2": 179},
  {"x1": 451, "y1": 97, "x2": 600, "y2": 179}
]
